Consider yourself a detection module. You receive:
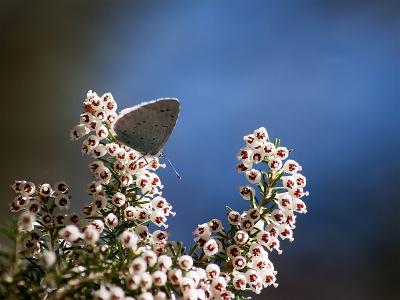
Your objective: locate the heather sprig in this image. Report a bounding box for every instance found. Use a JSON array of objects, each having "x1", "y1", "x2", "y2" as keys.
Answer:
[{"x1": 0, "y1": 91, "x2": 309, "y2": 300}]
